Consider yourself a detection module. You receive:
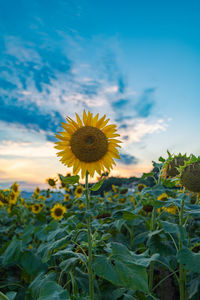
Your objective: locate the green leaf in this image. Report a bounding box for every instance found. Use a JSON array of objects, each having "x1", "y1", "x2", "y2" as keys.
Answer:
[
  {"x1": 111, "y1": 243, "x2": 159, "y2": 267},
  {"x1": 38, "y1": 281, "x2": 70, "y2": 300},
  {"x1": 177, "y1": 248, "x2": 200, "y2": 274},
  {"x1": 122, "y1": 211, "x2": 139, "y2": 221},
  {"x1": 188, "y1": 277, "x2": 200, "y2": 298},
  {"x1": 158, "y1": 156, "x2": 165, "y2": 163},
  {"x1": 93, "y1": 255, "x2": 121, "y2": 286},
  {"x1": 141, "y1": 172, "x2": 154, "y2": 179},
  {"x1": 161, "y1": 221, "x2": 179, "y2": 234},
  {"x1": 59, "y1": 174, "x2": 79, "y2": 184},
  {"x1": 5, "y1": 292, "x2": 17, "y2": 300},
  {"x1": 90, "y1": 178, "x2": 105, "y2": 191},
  {"x1": 115, "y1": 260, "x2": 148, "y2": 293},
  {"x1": 0, "y1": 292, "x2": 9, "y2": 300},
  {"x1": 123, "y1": 295, "x2": 137, "y2": 300},
  {"x1": 28, "y1": 272, "x2": 56, "y2": 299},
  {"x1": 20, "y1": 251, "x2": 47, "y2": 276},
  {"x1": 59, "y1": 257, "x2": 79, "y2": 271},
  {"x1": 161, "y1": 221, "x2": 187, "y2": 241},
  {"x1": 2, "y1": 236, "x2": 21, "y2": 266}
]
